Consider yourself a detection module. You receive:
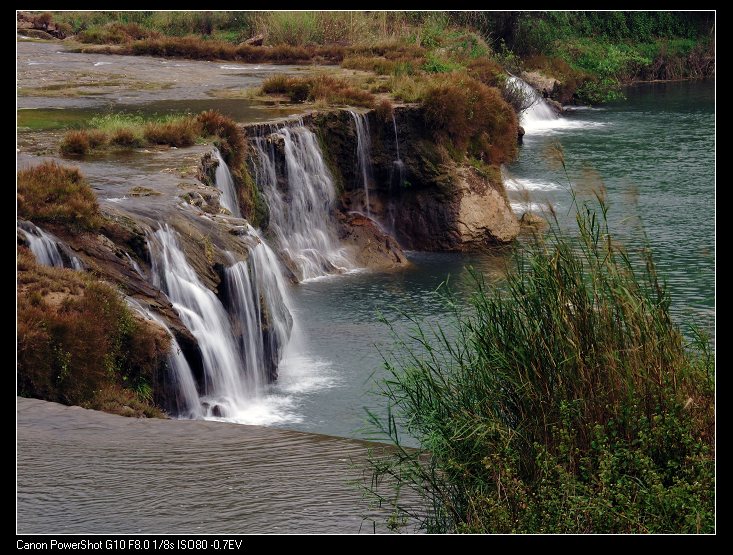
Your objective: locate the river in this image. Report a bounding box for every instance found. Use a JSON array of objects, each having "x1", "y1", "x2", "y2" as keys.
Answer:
[{"x1": 17, "y1": 39, "x2": 714, "y2": 532}]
